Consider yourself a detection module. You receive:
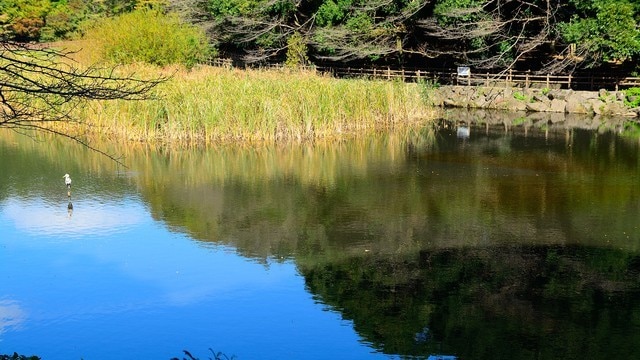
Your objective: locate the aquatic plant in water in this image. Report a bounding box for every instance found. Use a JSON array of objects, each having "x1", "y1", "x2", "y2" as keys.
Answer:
[
  {"x1": 0, "y1": 354, "x2": 40, "y2": 360},
  {"x1": 171, "y1": 348, "x2": 236, "y2": 360}
]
